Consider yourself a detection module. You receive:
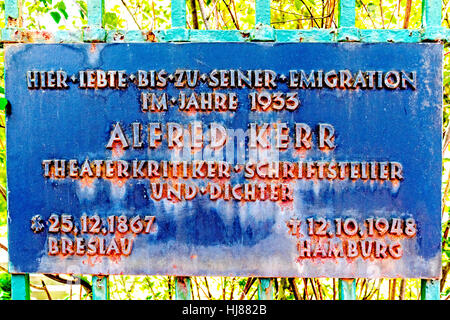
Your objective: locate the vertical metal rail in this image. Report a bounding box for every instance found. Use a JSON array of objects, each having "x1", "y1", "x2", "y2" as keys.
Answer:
[
  {"x1": 168, "y1": 0, "x2": 188, "y2": 41},
  {"x1": 337, "y1": 0, "x2": 358, "y2": 41},
  {"x1": 258, "y1": 278, "x2": 274, "y2": 300},
  {"x1": 175, "y1": 277, "x2": 192, "y2": 300},
  {"x1": 4, "y1": 0, "x2": 20, "y2": 26},
  {"x1": 85, "y1": 0, "x2": 110, "y2": 300},
  {"x1": 252, "y1": 0, "x2": 275, "y2": 41},
  {"x1": 11, "y1": 274, "x2": 30, "y2": 300},
  {"x1": 85, "y1": 0, "x2": 106, "y2": 42},
  {"x1": 422, "y1": 0, "x2": 445, "y2": 40},
  {"x1": 421, "y1": 279, "x2": 440, "y2": 300},
  {"x1": 338, "y1": 279, "x2": 356, "y2": 300},
  {"x1": 170, "y1": 0, "x2": 191, "y2": 299},
  {"x1": 336, "y1": 1, "x2": 358, "y2": 299},
  {"x1": 420, "y1": 0, "x2": 443, "y2": 301},
  {"x1": 92, "y1": 275, "x2": 109, "y2": 300},
  {"x1": 6, "y1": 0, "x2": 29, "y2": 301},
  {"x1": 255, "y1": 0, "x2": 271, "y2": 26}
]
